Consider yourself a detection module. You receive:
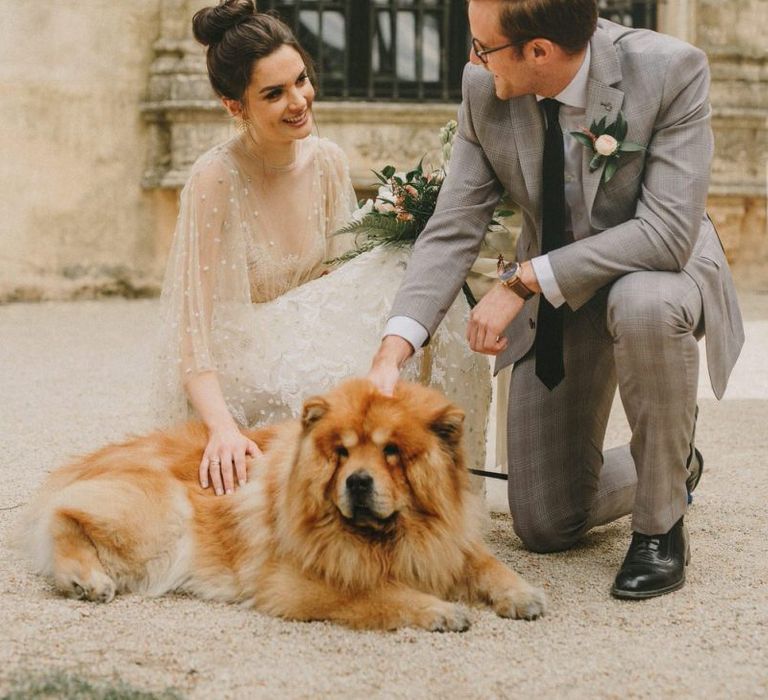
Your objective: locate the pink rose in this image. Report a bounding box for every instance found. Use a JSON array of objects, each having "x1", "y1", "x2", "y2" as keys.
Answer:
[{"x1": 594, "y1": 134, "x2": 619, "y2": 157}]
